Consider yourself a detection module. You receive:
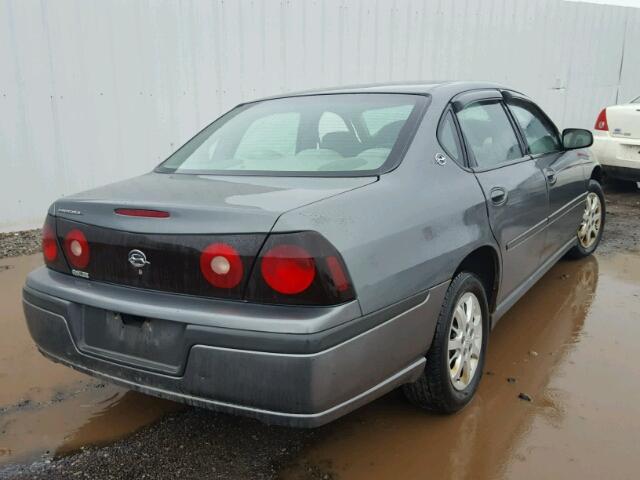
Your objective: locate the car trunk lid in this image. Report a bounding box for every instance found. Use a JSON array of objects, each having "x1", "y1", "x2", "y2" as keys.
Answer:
[
  {"x1": 607, "y1": 104, "x2": 640, "y2": 140},
  {"x1": 54, "y1": 172, "x2": 376, "y2": 234},
  {"x1": 52, "y1": 172, "x2": 375, "y2": 299}
]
